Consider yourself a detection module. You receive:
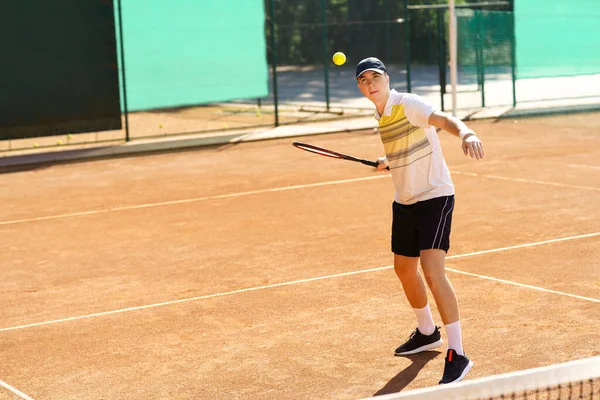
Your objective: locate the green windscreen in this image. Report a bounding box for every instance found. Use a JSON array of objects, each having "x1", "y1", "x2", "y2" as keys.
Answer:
[
  {"x1": 114, "y1": 1, "x2": 269, "y2": 112},
  {"x1": 1, "y1": 0, "x2": 121, "y2": 139},
  {"x1": 515, "y1": 0, "x2": 600, "y2": 78}
]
